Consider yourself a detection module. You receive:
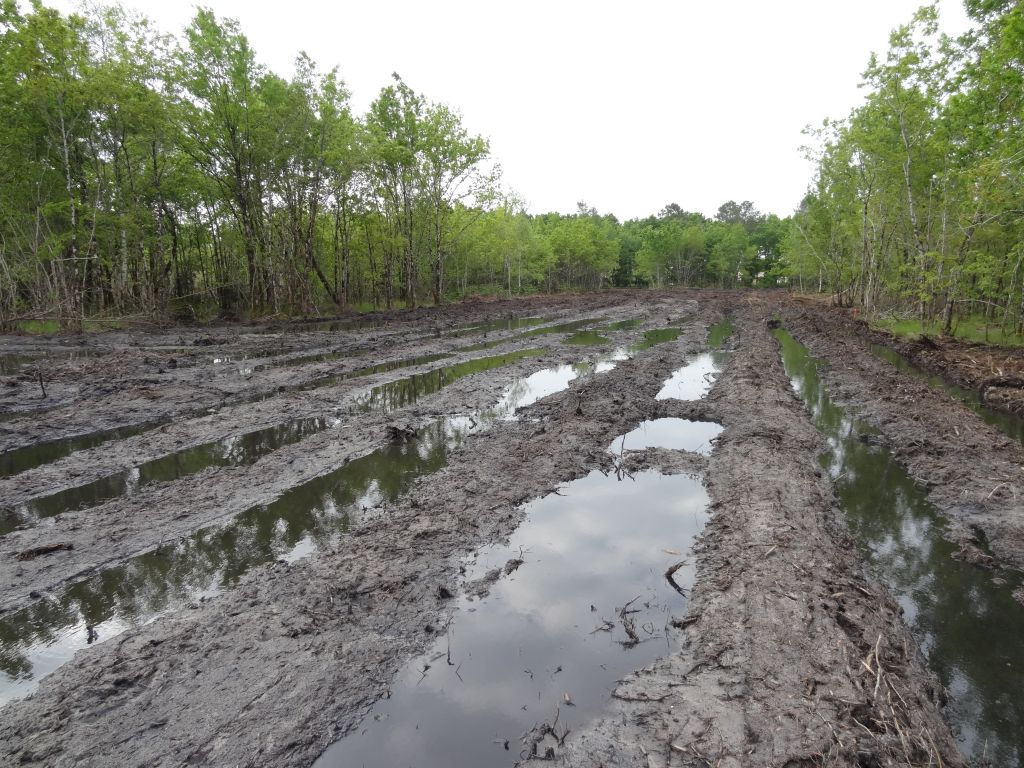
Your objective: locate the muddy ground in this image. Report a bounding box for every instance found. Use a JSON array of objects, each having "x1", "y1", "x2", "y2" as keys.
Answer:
[
  {"x1": 780, "y1": 298, "x2": 1024, "y2": 577},
  {"x1": 0, "y1": 289, "x2": 1017, "y2": 767}
]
